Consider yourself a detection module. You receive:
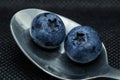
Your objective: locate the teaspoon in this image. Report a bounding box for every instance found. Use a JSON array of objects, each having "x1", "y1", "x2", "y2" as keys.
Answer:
[{"x1": 10, "y1": 8, "x2": 120, "y2": 80}]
